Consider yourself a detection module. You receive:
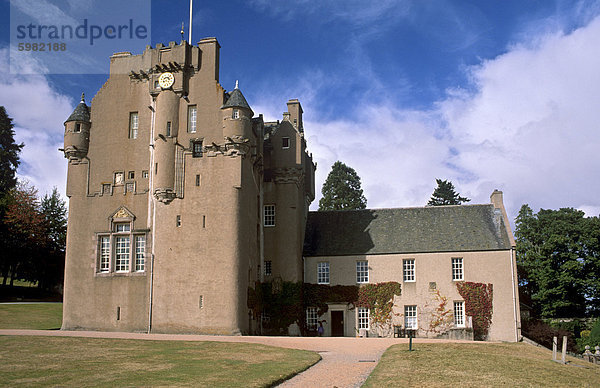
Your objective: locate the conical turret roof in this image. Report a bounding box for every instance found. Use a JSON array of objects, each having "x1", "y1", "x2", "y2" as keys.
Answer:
[
  {"x1": 221, "y1": 82, "x2": 253, "y2": 114},
  {"x1": 65, "y1": 93, "x2": 90, "y2": 123}
]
